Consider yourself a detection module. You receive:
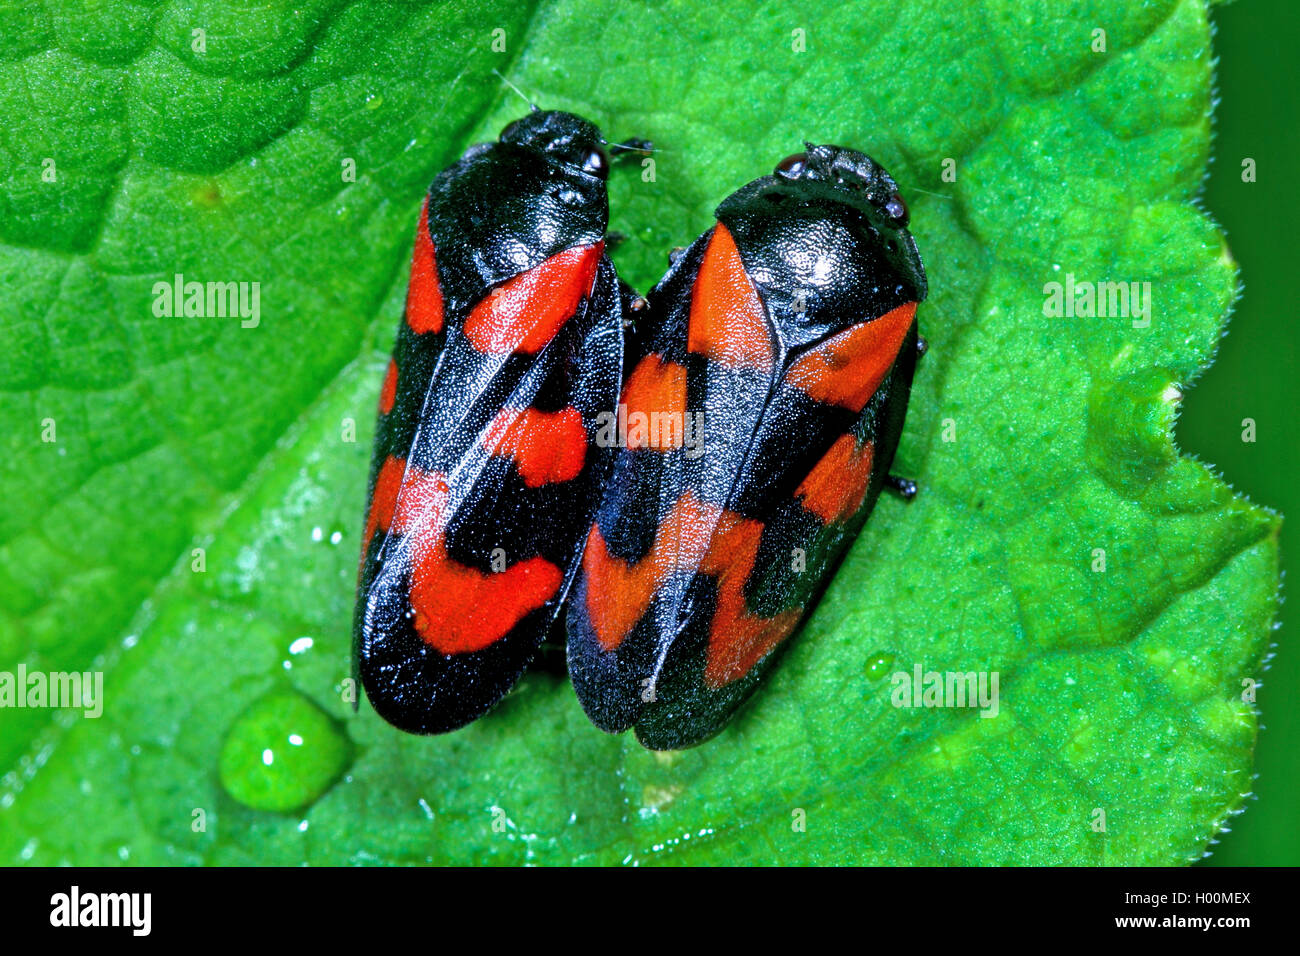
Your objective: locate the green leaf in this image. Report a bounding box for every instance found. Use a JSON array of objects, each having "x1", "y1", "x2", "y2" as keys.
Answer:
[{"x1": 0, "y1": 0, "x2": 1278, "y2": 865}]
